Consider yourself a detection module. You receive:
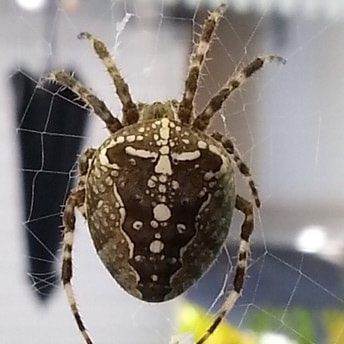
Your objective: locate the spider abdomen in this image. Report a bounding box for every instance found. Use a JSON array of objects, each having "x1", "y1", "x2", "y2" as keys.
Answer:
[{"x1": 85, "y1": 117, "x2": 235, "y2": 302}]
